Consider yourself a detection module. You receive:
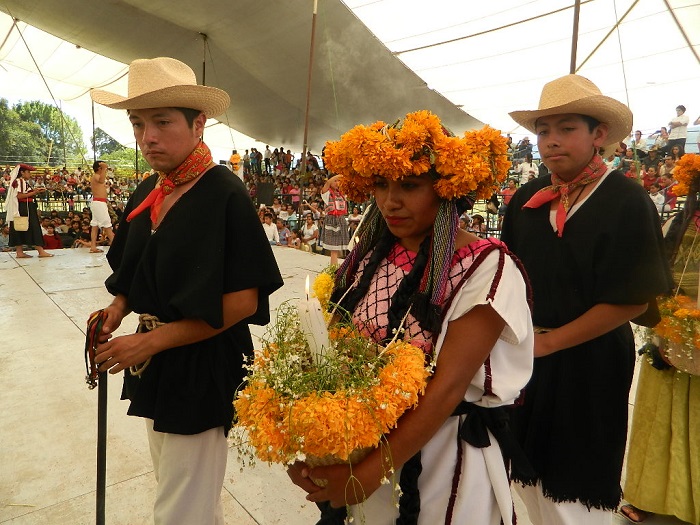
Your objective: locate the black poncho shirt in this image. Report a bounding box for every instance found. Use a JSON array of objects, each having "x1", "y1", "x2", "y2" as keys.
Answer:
[
  {"x1": 106, "y1": 166, "x2": 283, "y2": 435},
  {"x1": 500, "y1": 170, "x2": 672, "y2": 510}
]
